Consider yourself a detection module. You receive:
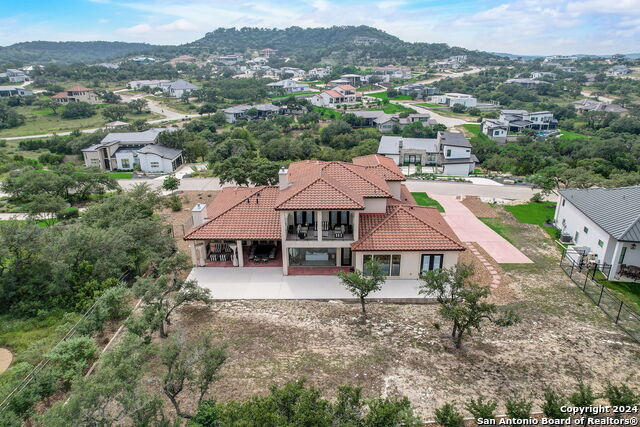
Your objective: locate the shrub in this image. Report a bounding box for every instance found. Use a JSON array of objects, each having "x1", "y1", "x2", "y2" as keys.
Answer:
[
  {"x1": 57, "y1": 206, "x2": 79, "y2": 220},
  {"x1": 604, "y1": 382, "x2": 638, "y2": 407},
  {"x1": 46, "y1": 336, "x2": 97, "y2": 387},
  {"x1": 61, "y1": 102, "x2": 95, "y2": 119},
  {"x1": 451, "y1": 104, "x2": 467, "y2": 113},
  {"x1": 542, "y1": 388, "x2": 566, "y2": 419},
  {"x1": 168, "y1": 195, "x2": 182, "y2": 211},
  {"x1": 530, "y1": 192, "x2": 543, "y2": 203},
  {"x1": 465, "y1": 397, "x2": 497, "y2": 420},
  {"x1": 505, "y1": 396, "x2": 532, "y2": 419},
  {"x1": 569, "y1": 380, "x2": 596, "y2": 408},
  {"x1": 434, "y1": 403, "x2": 464, "y2": 427}
]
